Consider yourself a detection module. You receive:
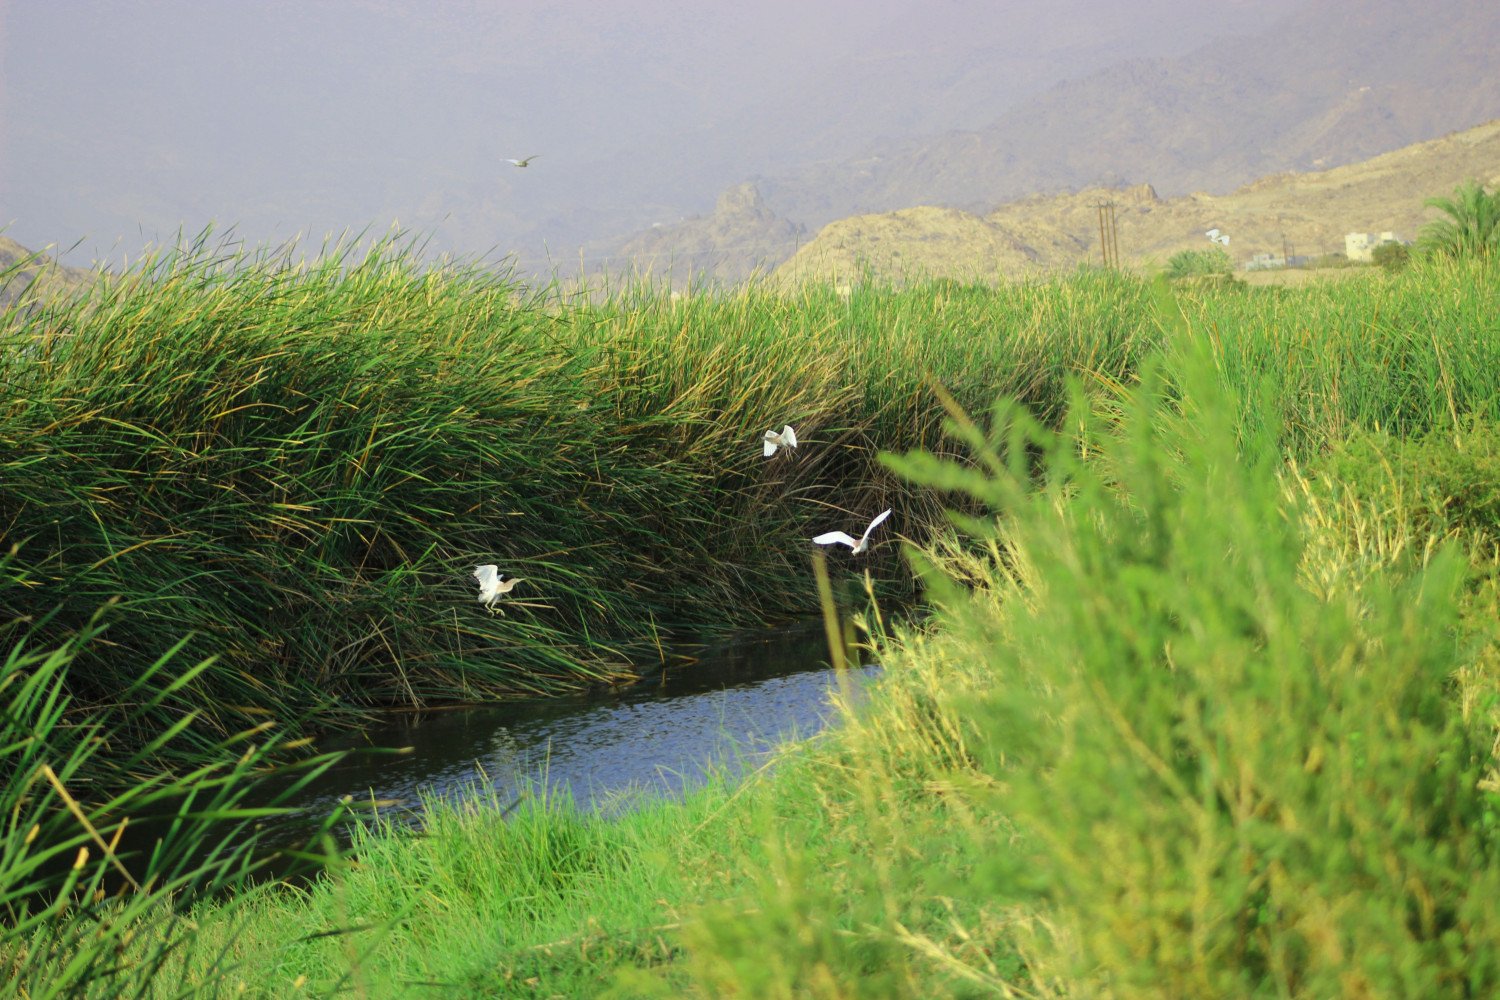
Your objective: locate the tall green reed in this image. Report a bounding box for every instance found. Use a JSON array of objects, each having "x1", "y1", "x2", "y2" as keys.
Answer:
[
  {"x1": 873, "y1": 287, "x2": 1500, "y2": 996},
  {"x1": 1, "y1": 581, "x2": 344, "y2": 998},
  {"x1": 1177, "y1": 257, "x2": 1500, "y2": 453},
  {"x1": 1, "y1": 239, "x2": 1155, "y2": 760}
]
